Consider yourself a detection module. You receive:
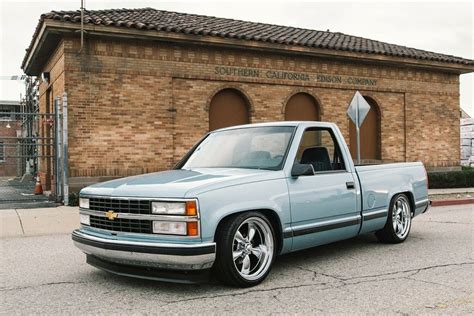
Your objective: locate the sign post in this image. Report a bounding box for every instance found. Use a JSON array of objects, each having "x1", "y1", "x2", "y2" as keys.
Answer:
[
  {"x1": 62, "y1": 92, "x2": 69, "y2": 206},
  {"x1": 347, "y1": 91, "x2": 371, "y2": 165}
]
